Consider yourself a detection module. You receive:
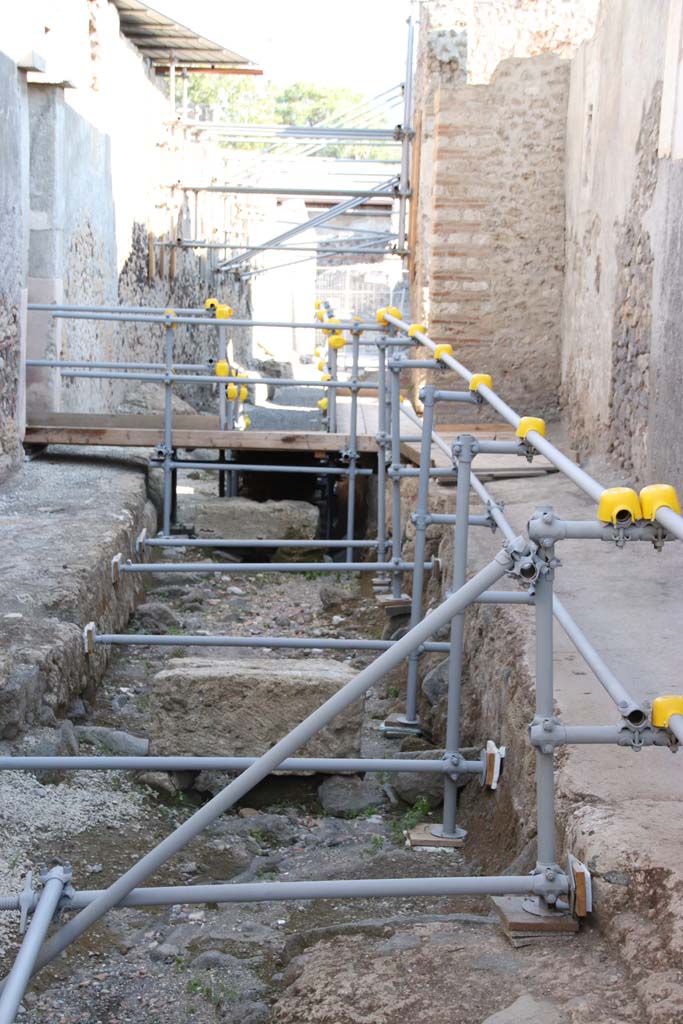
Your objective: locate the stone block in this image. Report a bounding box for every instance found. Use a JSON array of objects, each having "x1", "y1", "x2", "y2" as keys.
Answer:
[
  {"x1": 149, "y1": 657, "x2": 361, "y2": 759},
  {"x1": 194, "y1": 497, "x2": 319, "y2": 542}
]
